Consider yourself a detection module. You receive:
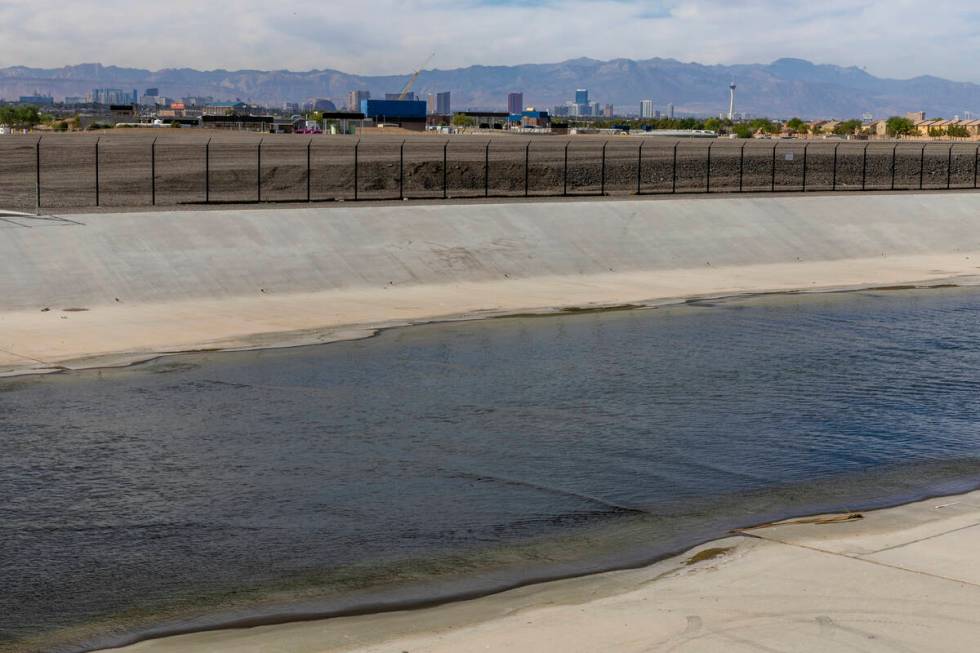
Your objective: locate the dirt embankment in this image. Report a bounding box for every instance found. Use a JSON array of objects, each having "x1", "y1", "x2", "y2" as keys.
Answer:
[{"x1": 1, "y1": 132, "x2": 974, "y2": 210}]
